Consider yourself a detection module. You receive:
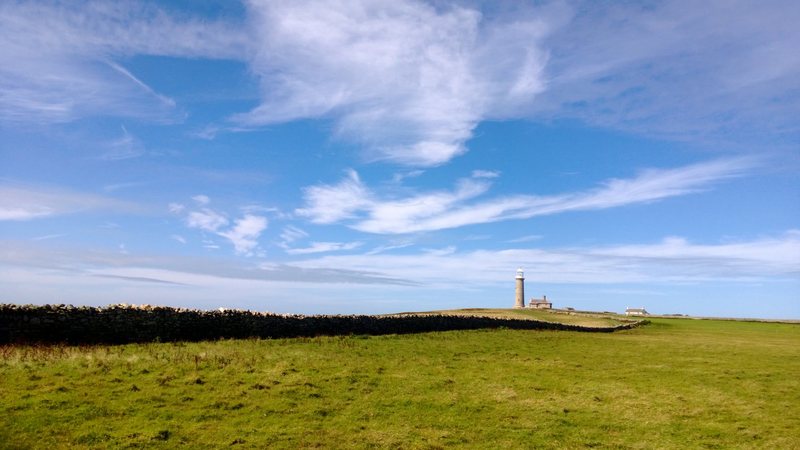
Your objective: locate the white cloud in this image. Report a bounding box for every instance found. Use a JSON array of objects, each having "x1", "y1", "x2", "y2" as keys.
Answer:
[
  {"x1": 296, "y1": 169, "x2": 492, "y2": 230},
  {"x1": 391, "y1": 170, "x2": 425, "y2": 184},
  {"x1": 471, "y1": 170, "x2": 500, "y2": 179},
  {"x1": 3, "y1": 0, "x2": 795, "y2": 160},
  {"x1": 0, "y1": 240, "x2": 413, "y2": 287},
  {"x1": 4, "y1": 0, "x2": 792, "y2": 160},
  {"x1": 1, "y1": 231, "x2": 796, "y2": 316},
  {"x1": 106, "y1": 61, "x2": 176, "y2": 108},
  {"x1": 218, "y1": 214, "x2": 269, "y2": 255},
  {"x1": 6, "y1": 230, "x2": 799, "y2": 286},
  {"x1": 292, "y1": 230, "x2": 800, "y2": 287},
  {"x1": 285, "y1": 241, "x2": 363, "y2": 255},
  {"x1": 507, "y1": 235, "x2": 543, "y2": 244},
  {"x1": 0, "y1": 206, "x2": 53, "y2": 221},
  {"x1": 590, "y1": 232, "x2": 800, "y2": 273},
  {"x1": 176, "y1": 198, "x2": 268, "y2": 256},
  {"x1": 533, "y1": 1, "x2": 800, "y2": 143},
  {"x1": 103, "y1": 181, "x2": 148, "y2": 193},
  {"x1": 192, "y1": 195, "x2": 211, "y2": 206},
  {"x1": 0, "y1": 1, "x2": 247, "y2": 123},
  {"x1": 297, "y1": 158, "x2": 754, "y2": 234},
  {"x1": 296, "y1": 169, "x2": 373, "y2": 223},
  {"x1": 168, "y1": 203, "x2": 186, "y2": 214},
  {"x1": 100, "y1": 126, "x2": 145, "y2": 161},
  {"x1": 203, "y1": 240, "x2": 220, "y2": 250},
  {"x1": 186, "y1": 208, "x2": 229, "y2": 233},
  {"x1": 31, "y1": 234, "x2": 66, "y2": 241},
  {"x1": 0, "y1": 183, "x2": 135, "y2": 221},
  {"x1": 235, "y1": 0, "x2": 558, "y2": 166},
  {"x1": 520, "y1": 157, "x2": 752, "y2": 214},
  {"x1": 355, "y1": 178, "x2": 491, "y2": 233},
  {"x1": 233, "y1": 1, "x2": 800, "y2": 164},
  {"x1": 365, "y1": 242, "x2": 414, "y2": 255},
  {"x1": 279, "y1": 225, "x2": 308, "y2": 244},
  {"x1": 423, "y1": 246, "x2": 457, "y2": 257}
]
